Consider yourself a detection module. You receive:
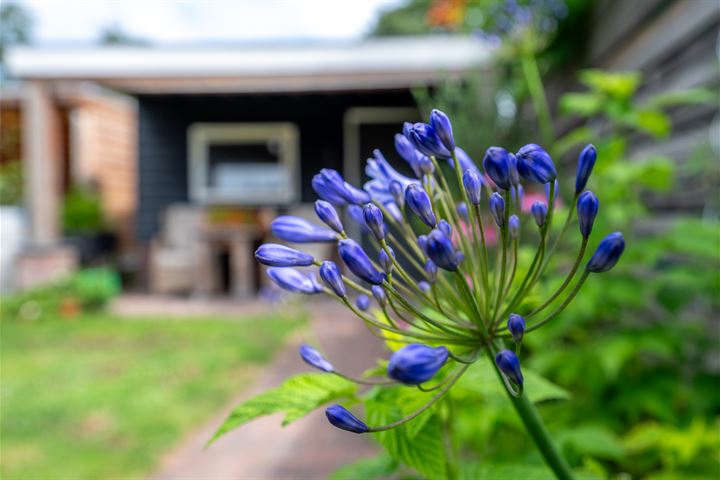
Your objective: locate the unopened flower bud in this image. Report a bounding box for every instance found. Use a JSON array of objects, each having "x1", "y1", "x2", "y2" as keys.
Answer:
[
  {"x1": 463, "y1": 169, "x2": 483, "y2": 205},
  {"x1": 425, "y1": 259, "x2": 438, "y2": 282},
  {"x1": 507, "y1": 313, "x2": 526, "y2": 343},
  {"x1": 419, "y1": 155, "x2": 434, "y2": 175},
  {"x1": 426, "y1": 229, "x2": 460, "y2": 271},
  {"x1": 371, "y1": 285, "x2": 386, "y2": 306},
  {"x1": 495, "y1": 349, "x2": 524, "y2": 388},
  {"x1": 378, "y1": 247, "x2": 395, "y2": 274},
  {"x1": 325, "y1": 405, "x2": 368, "y2": 433},
  {"x1": 387, "y1": 344, "x2": 449, "y2": 385},
  {"x1": 272, "y1": 216, "x2": 337, "y2": 243},
  {"x1": 509, "y1": 215, "x2": 520, "y2": 238},
  {"x1": 314, "y1": 200, "x2": 344, "y2": 233},
  {"x1": 338, "y1": 239, "x2": 385, "y2": 285},
  {"x1": 429, "y1": 109, "x2": 455, "y2": 152},
  {"x1": 409, "y1": 122, "x2": 452, "y2": 158},
  {"x1": 577, "y1": 191, "x2": 599, "y2": 238},
  {"x1": 267, "y1": 267, "x2": 323, "y2": 295},
  {"x1": 575, "y1": 144, "x2": 597, "y2": 194},
  {"x1": 457, "y1": 202, "x2": 469, "y2": 221},
  {"x1": 363, "y1": 203, "x2": 386, "y2": 241},
  {"x1": 438, "y1": 219, "x2": 452, "y2": 237},
  {"x1": 418, "y1": 281, "x2": 431, "y2": 293},
  {"x1": 405, "y1": 184, "x2": 437, "y2": 227},
  {"x1": 319, "y1": 261, "x2": 346, "y2": 297},
  {"x1": 531, "y1": 201, "x2": 548, "y2": 227},
  {"x1": 586, "y1": 232, "x2": 625, "y2": 273},
  {"x1": 482, "y1": 146, "x2": 512, "y2": 190},
  {"x1": 355, "y1": 294, "x2": 371, "y2": 311},
  {"x1": 389, "y1": 181, "x2": 404, "y2": 207},
  {"x1": 489, "y1": 192, "x2": 506, "y2": 227},
  {"x1": 255, "y1": 243, "x2": 314, "y2": 267},
  {"x1": 516, "y1": 144, "x2": 557, "y2": 184},
  {"x1": 299, "y1": 344, "x2": 334, "y2": 372}
]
